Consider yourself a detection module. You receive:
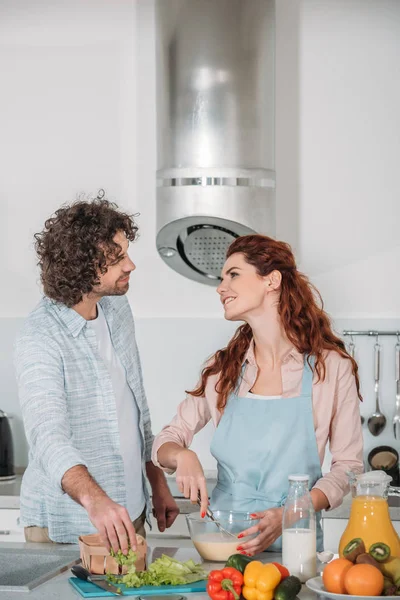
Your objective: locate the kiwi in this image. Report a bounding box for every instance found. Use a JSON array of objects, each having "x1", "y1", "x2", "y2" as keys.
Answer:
[
  {"x1": 343, "y1": 538, "x2": 366, "y2": 562},
  {"x1": 356, "y1": 553, "x2": 381, "y2": 569},
  {"x1": 369, "y1": 542, "x2": 391, "y2": 563}
]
